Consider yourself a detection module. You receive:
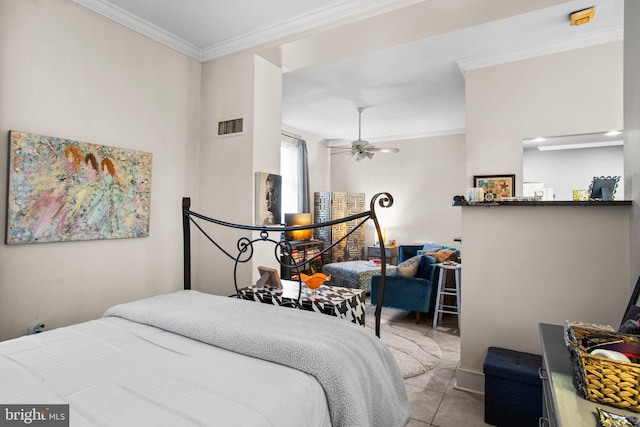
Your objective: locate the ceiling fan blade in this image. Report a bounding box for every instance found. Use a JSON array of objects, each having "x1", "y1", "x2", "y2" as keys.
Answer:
[
  {"x1": 367, "y1": 147, "x2": 400, "y2": 153},
  {"x1": 323, "y1": 138, "x2": 351, "y2": 147},
  {"x1": 330, "y1": 150, "x2": 352, "y2": 155}
]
